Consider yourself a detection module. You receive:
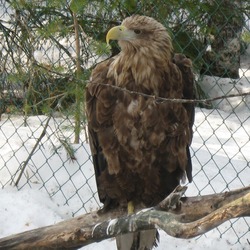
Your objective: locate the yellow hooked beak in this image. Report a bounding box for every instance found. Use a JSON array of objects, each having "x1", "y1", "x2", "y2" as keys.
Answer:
[{"x1": 106, "y1": 25, "x2": 129, "y2": 45}]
